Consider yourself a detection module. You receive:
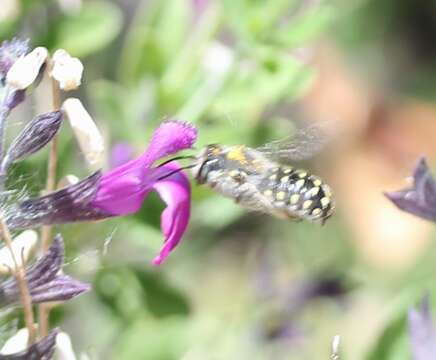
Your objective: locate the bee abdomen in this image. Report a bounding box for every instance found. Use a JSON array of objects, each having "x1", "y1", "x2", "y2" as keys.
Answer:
[{"x1": 259, "y1": 166, "x2": 334, "y2": 223}]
